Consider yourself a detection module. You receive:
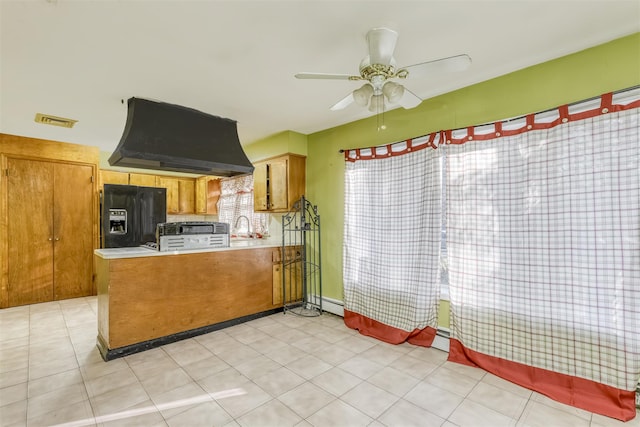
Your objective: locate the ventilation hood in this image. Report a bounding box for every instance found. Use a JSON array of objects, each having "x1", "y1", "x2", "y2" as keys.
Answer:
[{"x1": 109, "y1": 97, "x2": 254, "y2": 177}]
